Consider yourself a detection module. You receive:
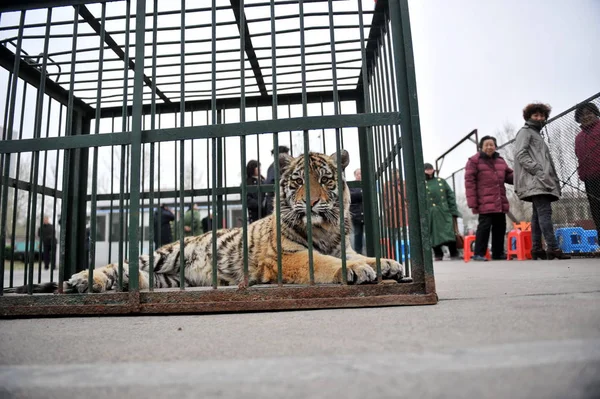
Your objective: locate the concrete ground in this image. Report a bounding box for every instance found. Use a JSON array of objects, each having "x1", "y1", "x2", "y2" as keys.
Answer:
[{"x1": 0, "y1": 258, "x2": 599, "y2": 399}]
